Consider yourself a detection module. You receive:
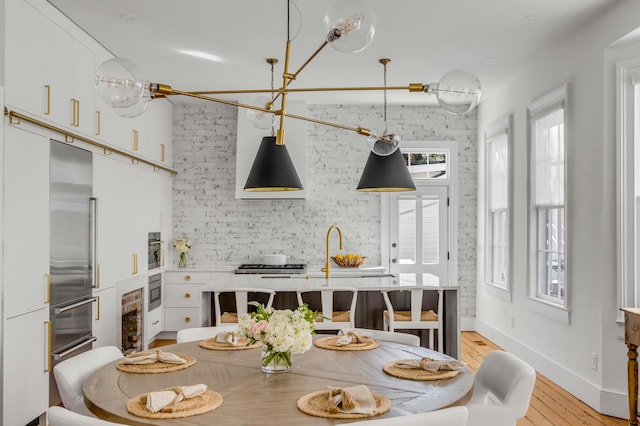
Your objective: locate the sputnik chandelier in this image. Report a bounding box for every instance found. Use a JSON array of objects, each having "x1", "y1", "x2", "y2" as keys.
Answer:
[{"x1": 94, "y1": 0, "x2": 481, "y2": 192}]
